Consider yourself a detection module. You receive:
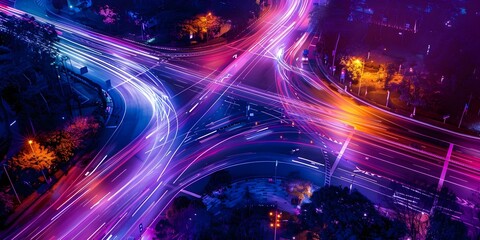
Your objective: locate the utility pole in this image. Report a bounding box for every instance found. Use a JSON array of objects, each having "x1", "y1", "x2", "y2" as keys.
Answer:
[
  {"x1": 331, "y1": 33, "x2": 341, "y2": 74},
  {"x1": 3, "y1": 164, "x2": 21, "y2": 204},
  {"x1": 386, "y1": 90, "x2": 390, "y2": 107},
  {"x1": 358, "y1": 59, "x2": 365, "y2": 96},
  {"x1": 274, "y1": 208, "x2": 277, "y2": 240},
  {"x1": 269, "y1": 202, "x2": 281, "y2": 240},
  {"x1": 458, "y1": 103, "x2": 468, "y2": 128},
  {"x1": 274, "y1": 160, "x2": 278, "y2": 183},
  {"x1": 458, "y1": 93, "x2": 471, "y2": 128},
  {"x1": 349, "y1": 173, "x2": 356, "y2": 194},
  {"x1": 467, "y1": 93, "x2": 473, "y2": 114},
  {"x1": 28, "y1": 140, "x2": 50, "y2": 184}
]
